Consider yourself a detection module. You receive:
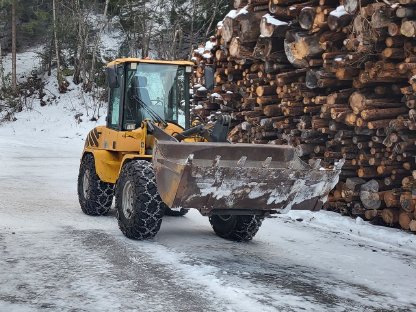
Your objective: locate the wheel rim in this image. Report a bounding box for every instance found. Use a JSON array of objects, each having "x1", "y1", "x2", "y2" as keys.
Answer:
[
  {"x1": 122, "y1": 181, "x2": 134, "y2": 219},
  {"x1": 83, "y1": 169, "x2": 90, "y2": 199},
  {"x1": 218, "y1": 215, "x2": 232, "y2": 222}
]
